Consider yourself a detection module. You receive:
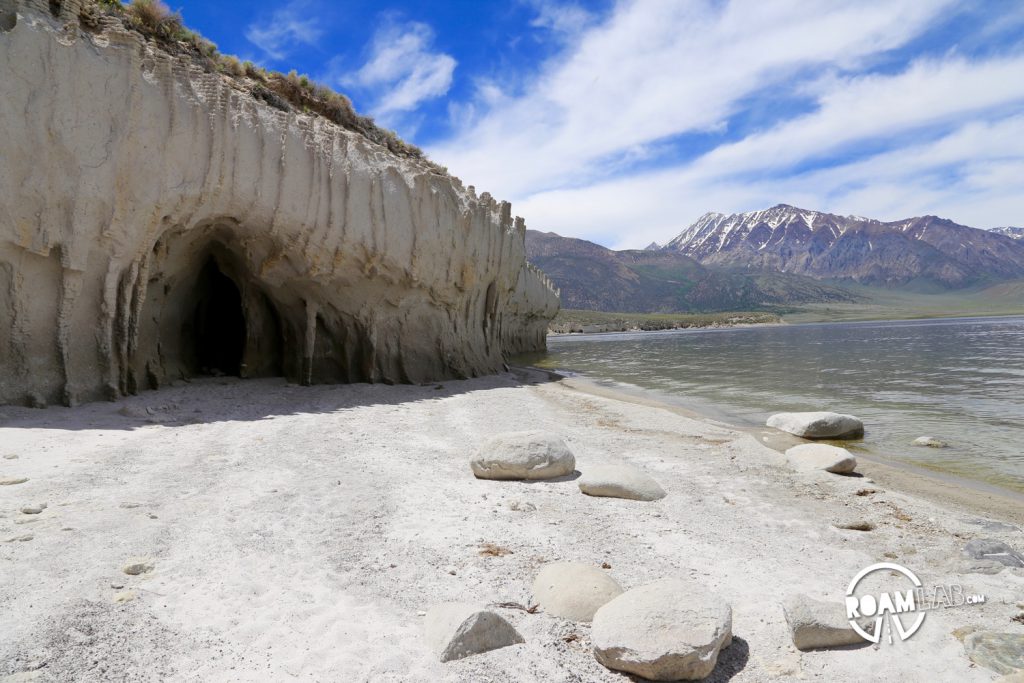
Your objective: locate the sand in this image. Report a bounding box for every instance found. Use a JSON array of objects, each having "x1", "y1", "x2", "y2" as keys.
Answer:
[{"x1": 1, "y1": 369, "x2": 1023, "y2": 681}]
